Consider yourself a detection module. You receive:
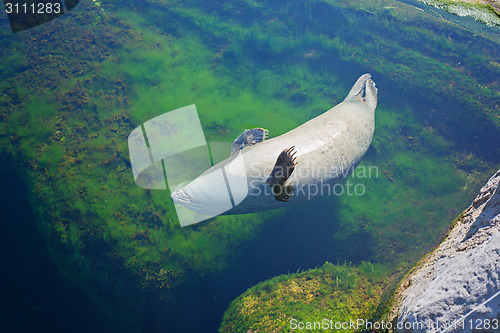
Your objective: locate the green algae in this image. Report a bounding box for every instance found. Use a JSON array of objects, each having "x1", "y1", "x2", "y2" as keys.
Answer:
[
  {"x1": 0, "y1": 0, "x2": 499, "y2": 330},
  {"x1": 219, "y1": 262, "x2": 386, "y2": 333}
]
